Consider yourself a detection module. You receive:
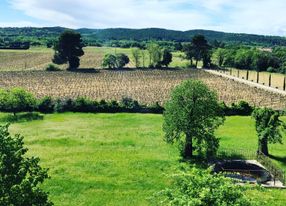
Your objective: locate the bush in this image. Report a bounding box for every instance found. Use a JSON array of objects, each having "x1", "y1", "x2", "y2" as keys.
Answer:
[
  {"x1": 46, "y1": 64, "x2": 61, "y2": 71},
  {"x1": 72, "y1": 97, "x2": 95, "y2": 112},
  {"x1": 0, "y1": 88, "x2": 37, "y2": 115},
  {"x1": 120, "y1": 97, "x2": 140, "y2": 112},
  {"x1": 152, "y1": 167, "x2": 254, "y2": 206},
  {"x1": 38, "y1": 96, "x2": 55, "y2": 113},
  {"x1": 222, "y1": 101, "x2": 254, "y2": 116}
]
